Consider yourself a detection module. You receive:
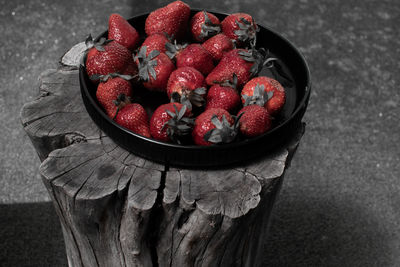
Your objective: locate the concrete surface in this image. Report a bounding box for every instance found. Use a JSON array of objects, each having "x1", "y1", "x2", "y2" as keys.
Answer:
[{"x1": 1, "y1": 0, "x2": 399, "y2": 266}]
